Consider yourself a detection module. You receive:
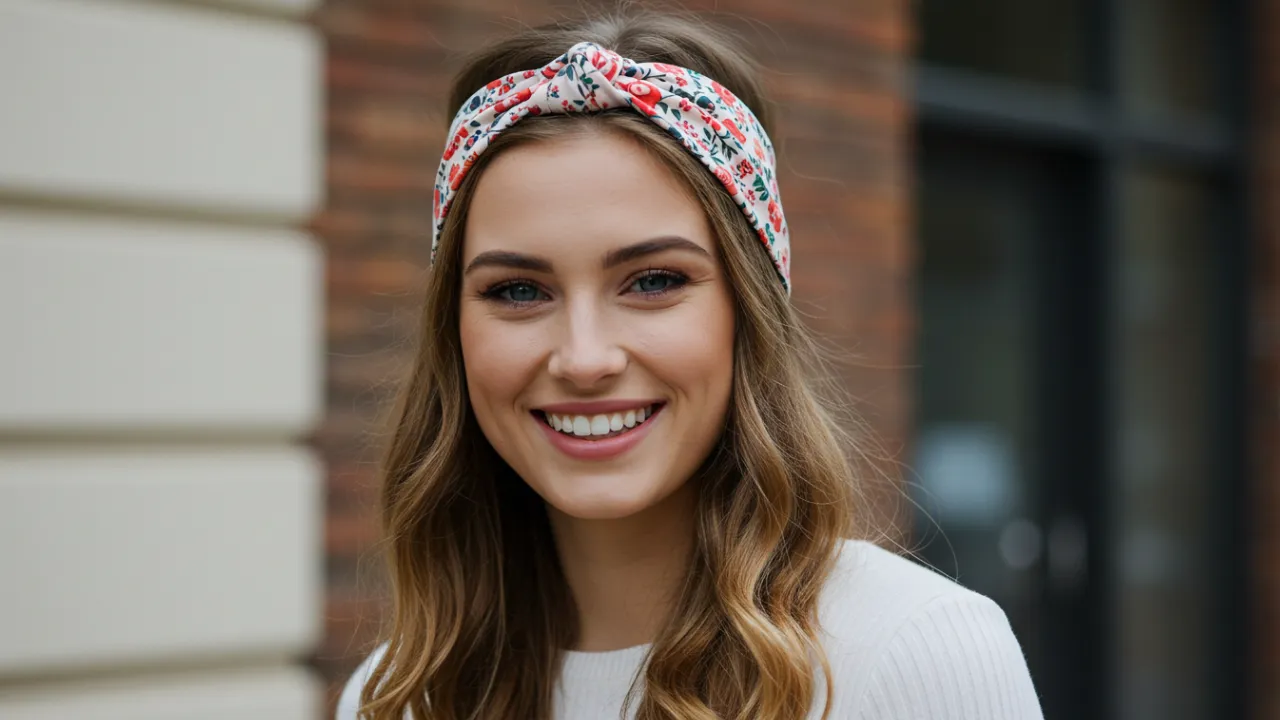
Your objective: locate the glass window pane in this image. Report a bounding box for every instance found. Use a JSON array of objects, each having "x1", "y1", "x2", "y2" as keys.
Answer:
[
  {"x1": 919, "y1": 0, "x2": 1087, "y2": 88},
  {"x1": 1112, "y1": 165, "x2": 1222, "y2": 720},
  {"x1": 1120, "y1": 0, "x2": 1222, "y2": 119},
  {"x1": 914, "y1": 144, "x2": 1054, "y2": 685}
]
